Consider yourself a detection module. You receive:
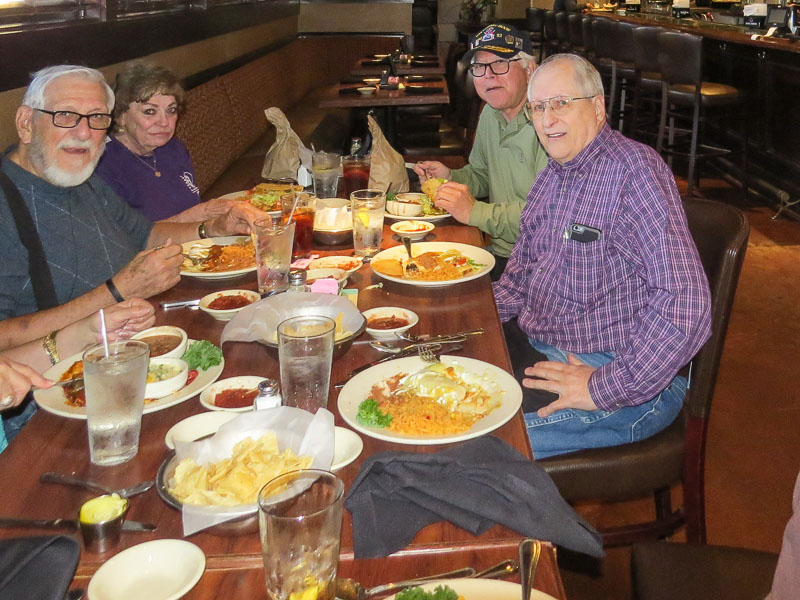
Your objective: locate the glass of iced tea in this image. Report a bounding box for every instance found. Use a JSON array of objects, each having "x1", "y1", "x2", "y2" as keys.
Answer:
[
  {"x1": 281, "y1": 191, "x2": 317, "y2": 259},
  {"x1": 341, "y1": 155, "x2": 371, "y2": 200}
]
